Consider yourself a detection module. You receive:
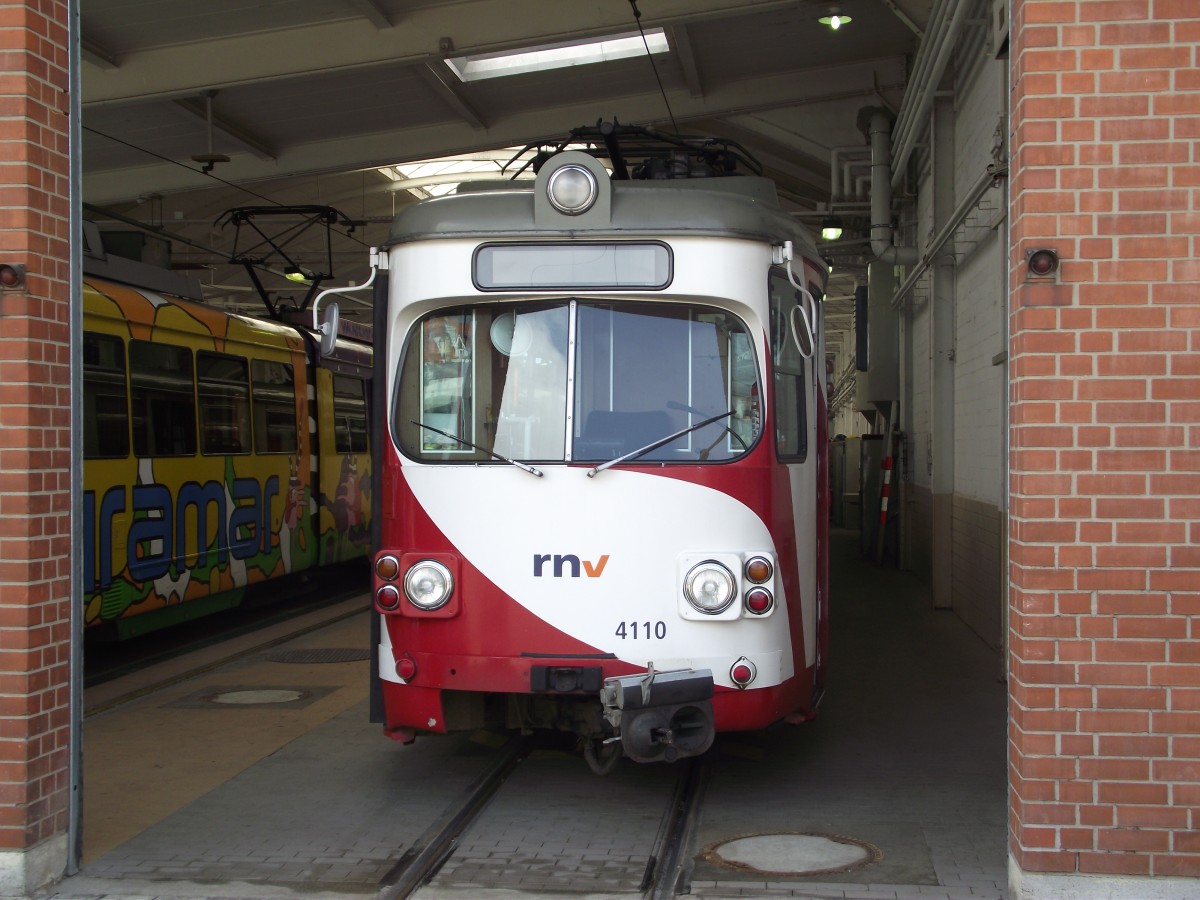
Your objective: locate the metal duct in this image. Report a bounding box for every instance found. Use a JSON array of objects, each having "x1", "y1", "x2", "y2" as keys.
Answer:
[
  {"x1": 869, "y1": 111, "x2": 918, "y2": 265},
  {"x1": 890, "y1": 0, "x2": 975, "y2": 191}
]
